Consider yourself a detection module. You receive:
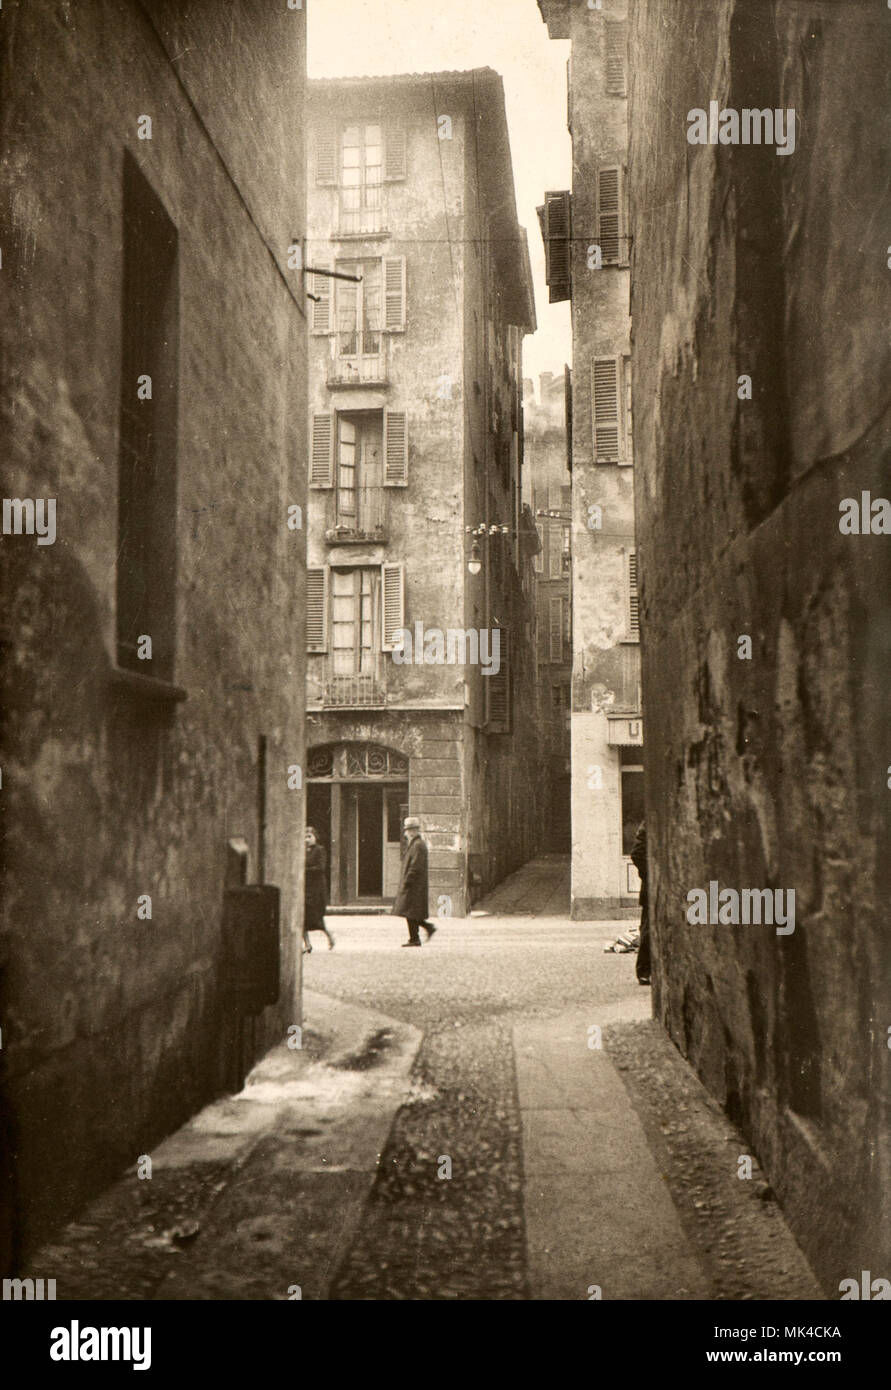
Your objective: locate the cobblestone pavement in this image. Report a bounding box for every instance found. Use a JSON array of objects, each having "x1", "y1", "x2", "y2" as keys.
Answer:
[
  {"x1": 308, "y1": 867, "x2": 820, "y2": 1300},
  {"x1": 27, "y1": 860, "x2": 821, "y2": 1301},
  {"x1": 316, "y1": 896, "x2": 638, "y2": 1300}
]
